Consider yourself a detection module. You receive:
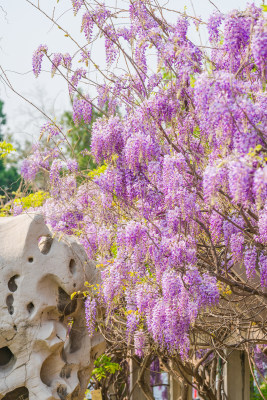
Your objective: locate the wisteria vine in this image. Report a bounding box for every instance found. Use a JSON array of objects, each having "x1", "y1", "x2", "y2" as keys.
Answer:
[{"x1": 23, "y1": 0, "x2": 267, "y2": 373}]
